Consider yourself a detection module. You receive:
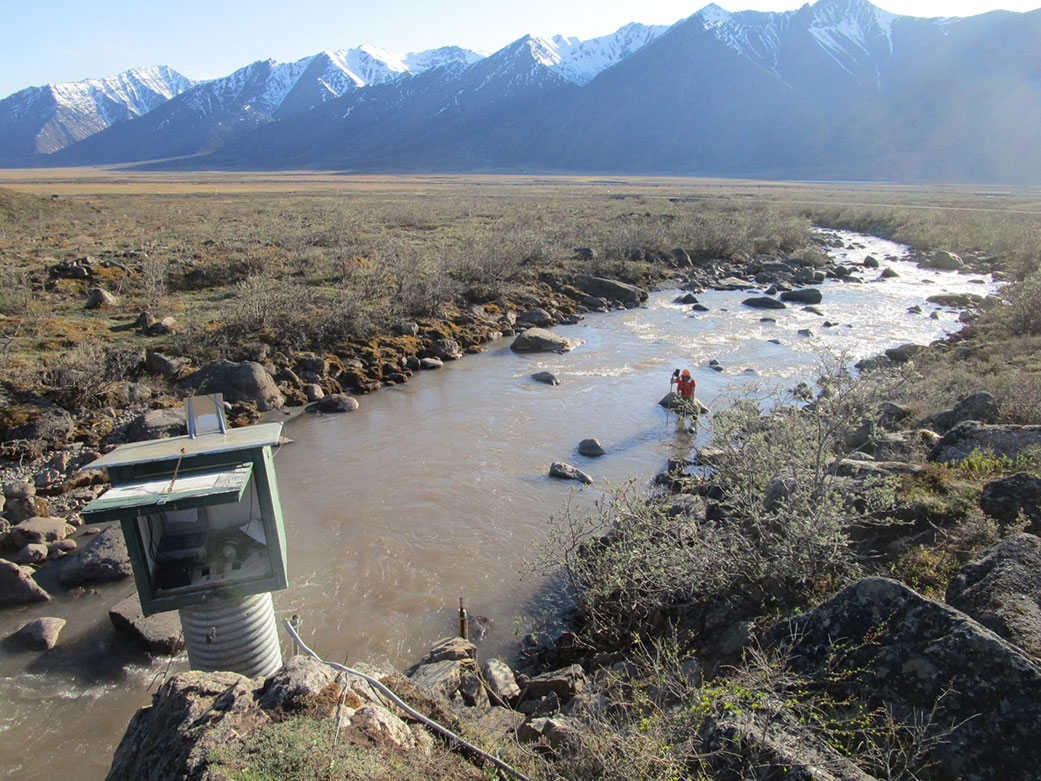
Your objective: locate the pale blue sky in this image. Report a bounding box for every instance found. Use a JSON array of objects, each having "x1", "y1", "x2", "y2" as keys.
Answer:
[{"x1": 2, "y1": 0, "x2": 1039, "y2": 99}]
